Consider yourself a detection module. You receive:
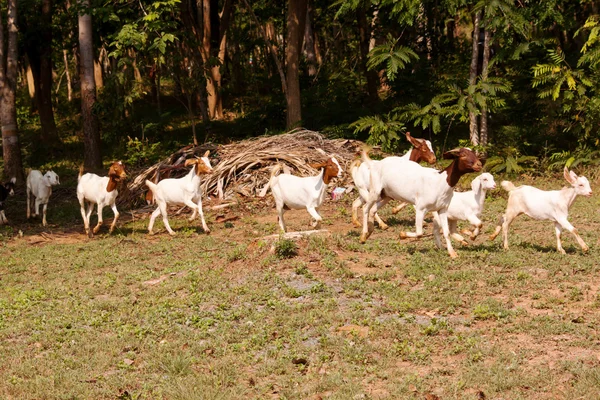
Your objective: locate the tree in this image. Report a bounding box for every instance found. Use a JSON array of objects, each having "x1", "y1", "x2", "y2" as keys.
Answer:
[
  {"x1": 1, "y1": 0, "x2": 24, "y2": 182},
  {"x1": 468, "y1": 9, "x2": 481, "y2": 146},
  {"x1": 79, "y1": 0, "x2": 102, "y2": 169},
  {"x1": 285, "y1": 0, "x2": 308, "y2": 129}
]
